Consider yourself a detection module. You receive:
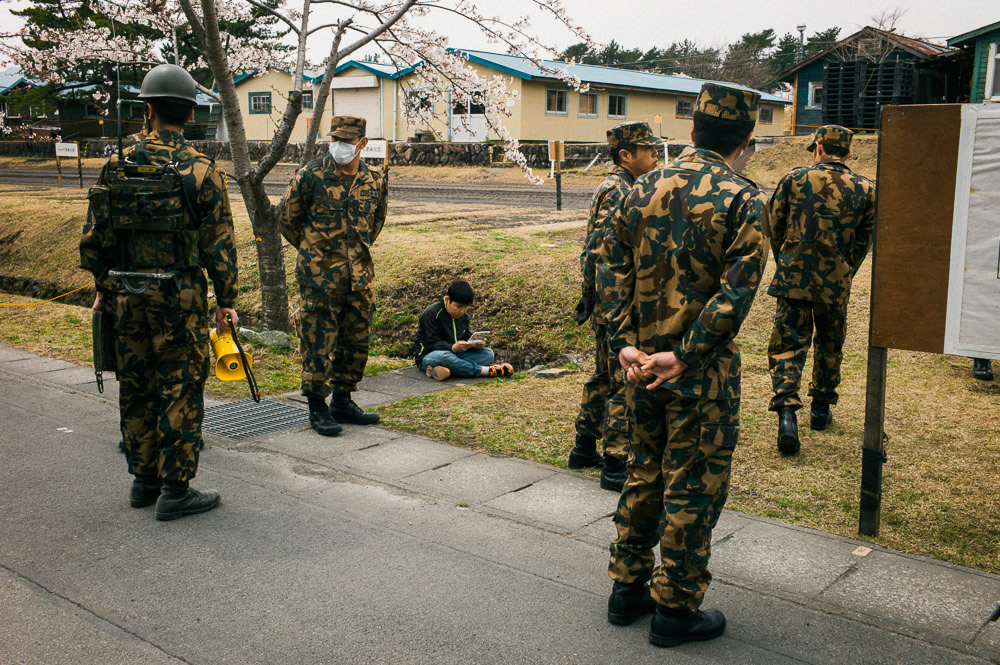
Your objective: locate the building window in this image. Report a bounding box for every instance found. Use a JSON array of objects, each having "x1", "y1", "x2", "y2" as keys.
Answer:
[
  {"x1": 249, "y1": 92, "x2": 271, "y2": 114},
  {"x1": 759, "y1": 106, "x2": 774, "y2": 124},
  {"x1": 83, "y1": 105, "x2": 100, "y2": 118},
  {"x1": 987, "y1": 42, "x2": 1000, "y2": 101},
  {"x1": 675, "y1": 98, "x2": 694, "y2": 118},
  {"x1": 453, "y1": 92, "x2": 486, "y2": 115},
  {"x1": 546, "y1": 88, "x2": 568, "y2": 115},
  {"x1": 301, "y1": 91, "x2": 313, "y2": 110},
  {"x1": 404, "y1": 88, "x2": 432, "y2": 113},
  {"x1": 608, "y1": 93, "x2": 626, "y2": 118},
  {"x1": 578, "y1": 92, "x2": 598, "y2": 117},
  {"x1": 807, "y1": 81, "x2": 823, "y2": 109}
]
